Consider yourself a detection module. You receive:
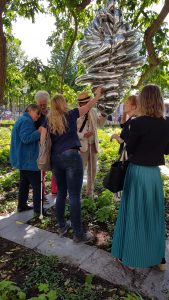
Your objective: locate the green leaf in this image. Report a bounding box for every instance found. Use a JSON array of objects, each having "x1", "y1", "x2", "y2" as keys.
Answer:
[{"x1": 38, "y1": 283, "x2": 49, "y2": 293}]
